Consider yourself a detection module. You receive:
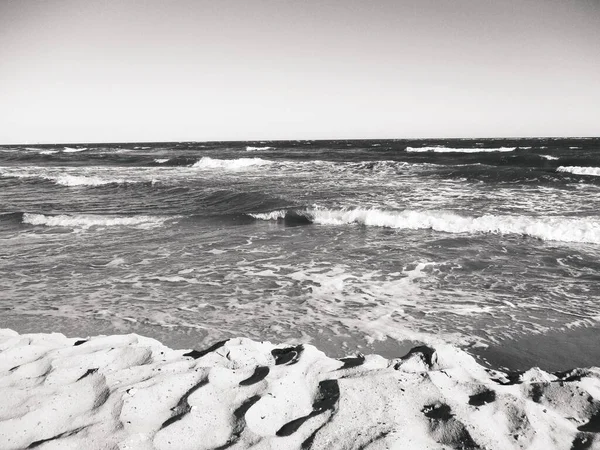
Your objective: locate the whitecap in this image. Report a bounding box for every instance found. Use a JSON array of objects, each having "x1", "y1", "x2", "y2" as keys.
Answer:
[
  {"x1": 192, "y1": 157, "x2": 273, "y2": 170},
  {"x1": 23, "y1": 213, "x2": 171, "y2": 230},
  {"x1": 406, "y1": 146, "x2": 516, "y2": 153},
  {"x1": 540, "y1": 155, "x2": 559, "y2": 160},
  {"x1": 557, "y1": 166, "x2": 600, "y2": 177},
  {"x1": 254, "y1": 207, "x2": 600, "y2": 244},
  {"x1": 154, "y1": 158, "x2": 170, "y2": 164},
  {"x1": 62, "y1": 147, "x2": 88, "y2": 153}
]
